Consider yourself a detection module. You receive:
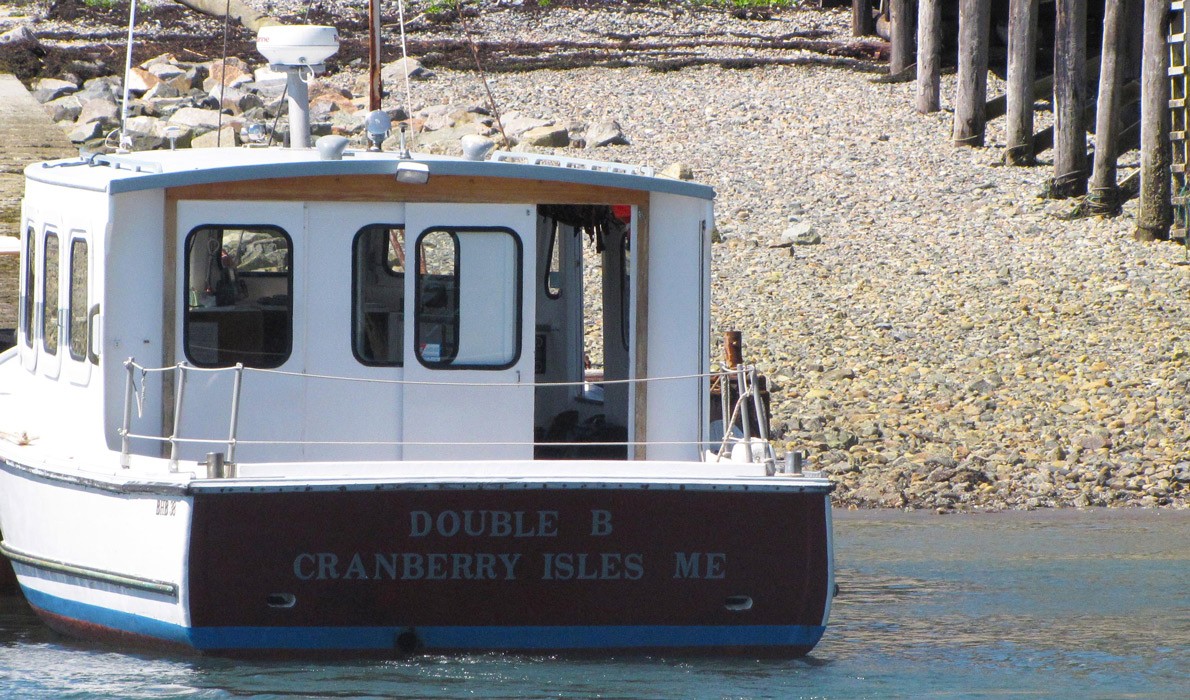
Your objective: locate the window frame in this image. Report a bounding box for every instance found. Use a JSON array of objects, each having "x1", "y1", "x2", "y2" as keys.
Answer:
[
  {"x1": 41, "y1": 230, "x2": 59, "y2": 356},
  {"x1": 21, "y1": 224, "x2": 36, "y2": 349},
  {"x1": 351, "y1": 224, "x2": 406, "y2": 367},
  {"x1": 544, "y1": 221, "x2": 563, "y2": 300},
  {"x1": 414, "y1": 226, "x2": 523, "y2": 371},
  {"x1": 182, "y1": 224, "x2": 294, "y2": 369},
  {"x1": 67, "y1": 237, "x2": 89, "y2": 362}
]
